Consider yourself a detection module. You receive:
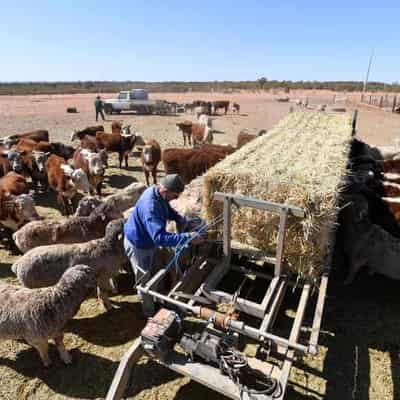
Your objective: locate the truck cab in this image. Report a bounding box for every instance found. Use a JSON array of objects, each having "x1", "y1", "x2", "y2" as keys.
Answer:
[{"x1": 103, "y1": 89, "x2": 160, "y2": 114}]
